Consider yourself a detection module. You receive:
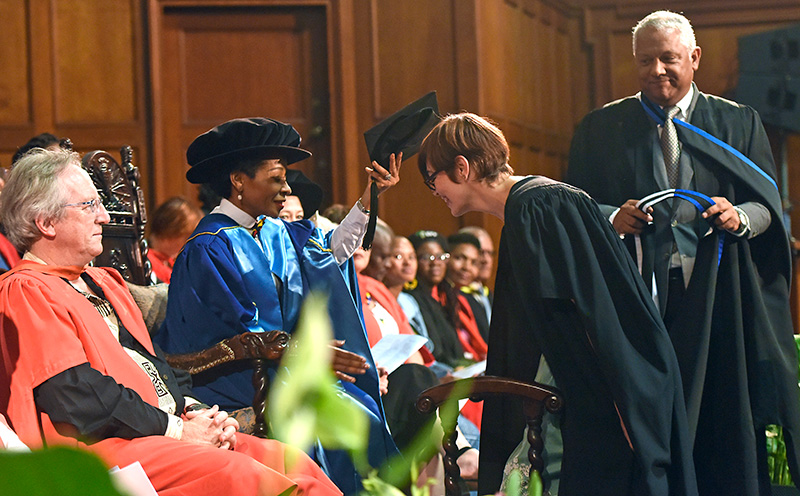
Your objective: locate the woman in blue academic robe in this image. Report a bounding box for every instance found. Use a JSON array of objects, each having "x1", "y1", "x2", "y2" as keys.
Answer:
[{"x1": 155, "y1": 117, "x2": 403, "y2": 493}]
